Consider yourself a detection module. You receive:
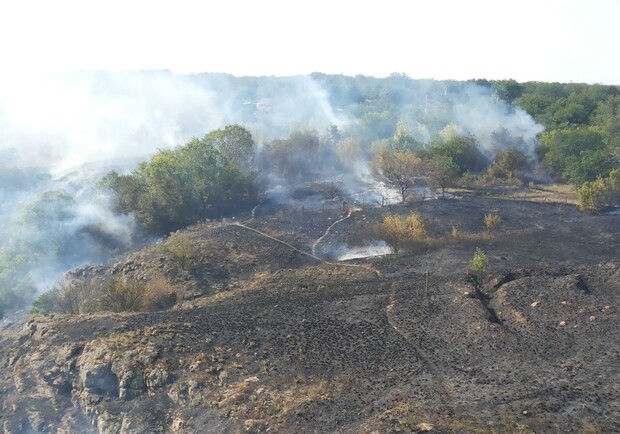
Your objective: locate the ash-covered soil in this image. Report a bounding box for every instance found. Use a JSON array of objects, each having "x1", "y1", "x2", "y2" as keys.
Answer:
[{"x1": 1, "y1": 195, "x2": 619, "y2": 433}]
